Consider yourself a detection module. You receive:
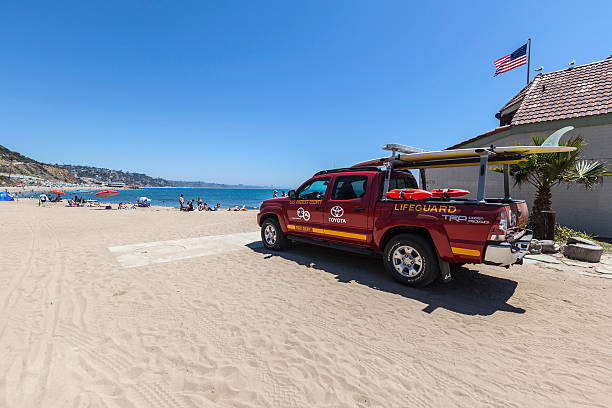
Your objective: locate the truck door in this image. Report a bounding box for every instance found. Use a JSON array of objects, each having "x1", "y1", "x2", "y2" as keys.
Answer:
[
  {"x1": 287, "y1": 177, "x2": 330, "y2": 237},
  {"x1": 323, "y1": 174, "x2": 371, "y2": 245}
]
